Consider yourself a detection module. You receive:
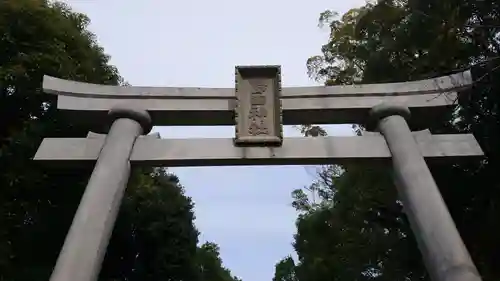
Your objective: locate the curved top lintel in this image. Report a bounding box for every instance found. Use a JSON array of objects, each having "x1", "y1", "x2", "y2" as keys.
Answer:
[{"x1": 43, "y1": 70, "x2": 472, "y2": 100}]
